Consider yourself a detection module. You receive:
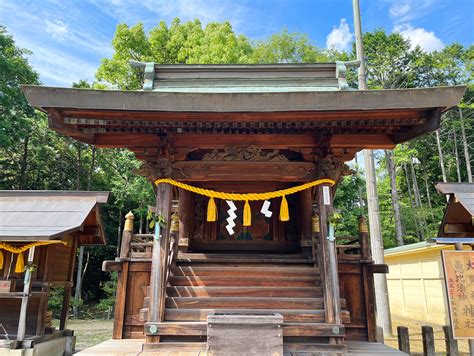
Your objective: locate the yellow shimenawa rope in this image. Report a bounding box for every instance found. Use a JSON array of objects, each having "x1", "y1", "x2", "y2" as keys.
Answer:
[
  {"x1": 155, "y1": 178, "x2": 335, "y2": 225},
  {"x1": 0, "y1": 240, "x2": 67, "y2": 272}
]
